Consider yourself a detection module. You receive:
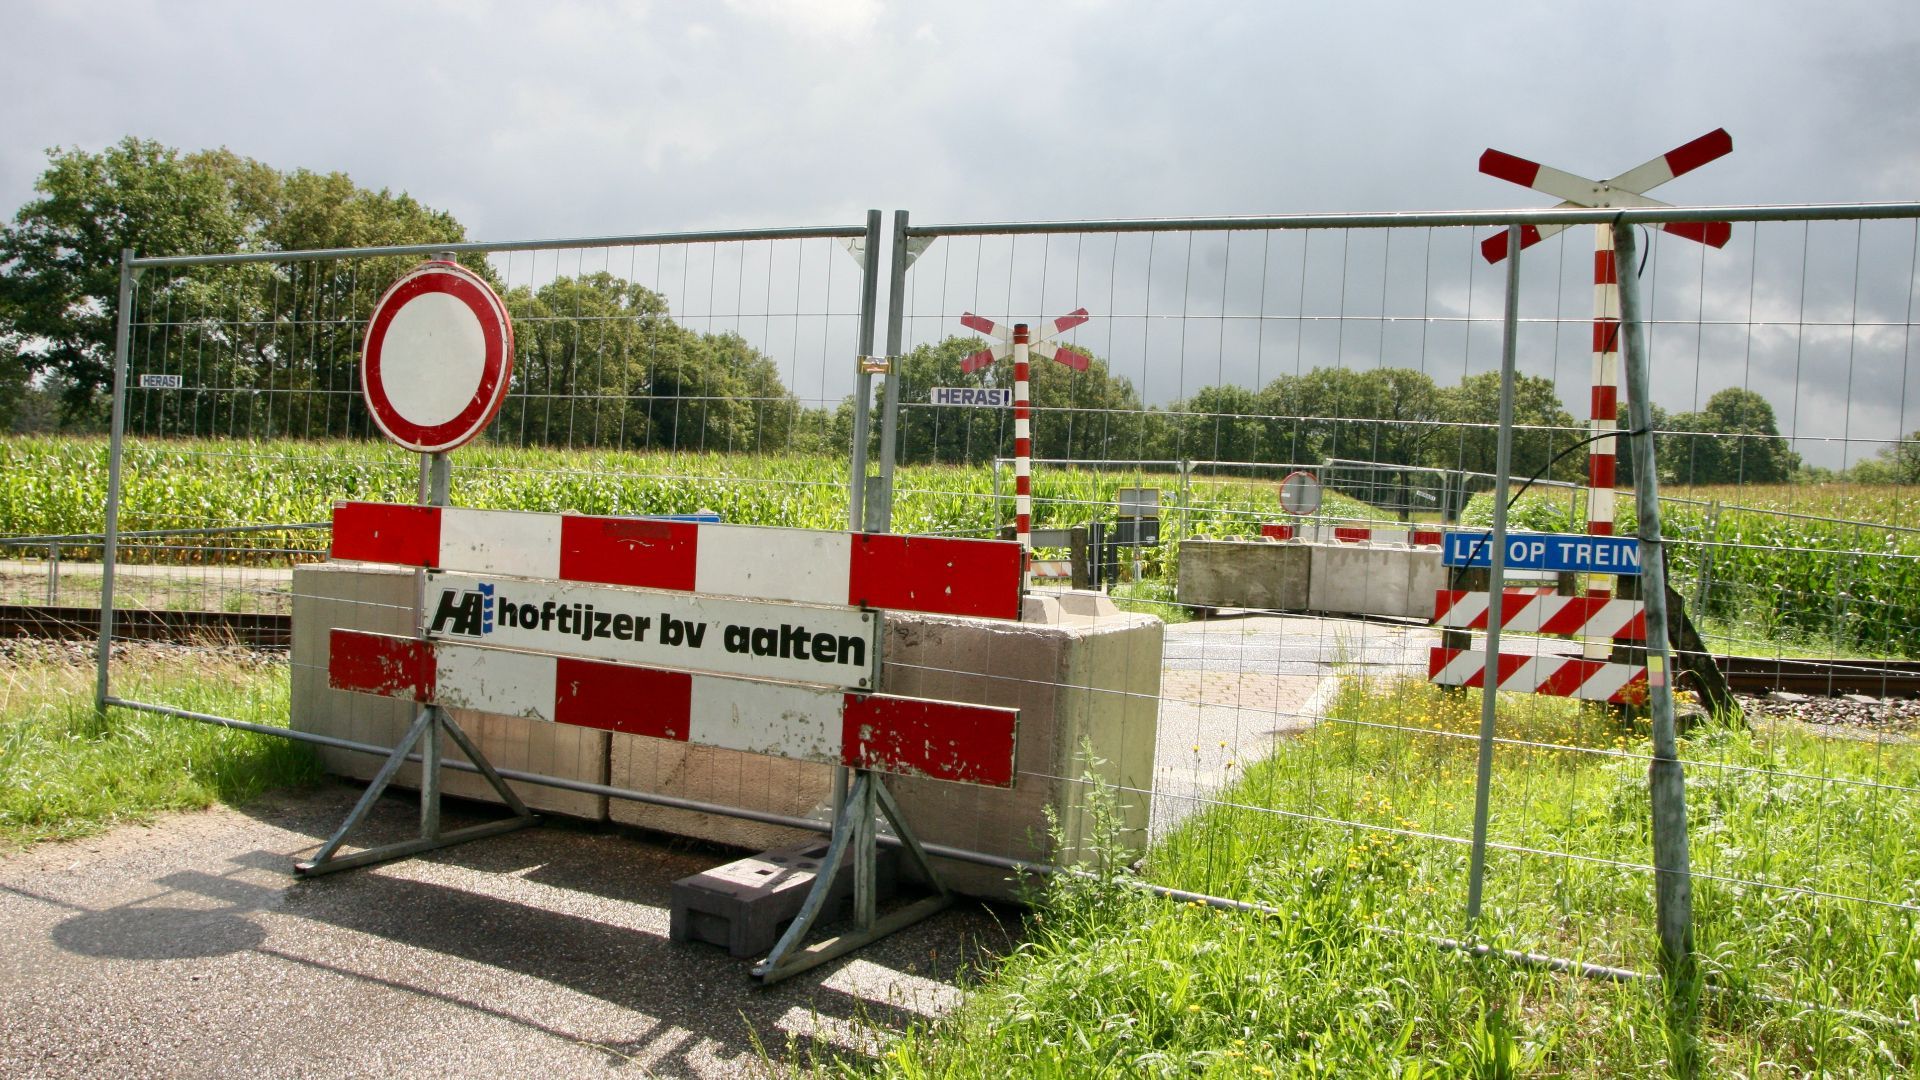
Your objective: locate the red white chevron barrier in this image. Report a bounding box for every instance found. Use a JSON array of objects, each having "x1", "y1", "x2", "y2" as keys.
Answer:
[
  {"x1": 330, "y1": 629, "x2": 1020, "y2": 787},
  {"x1": 1260, "y1": 523, "x2": 1445, "y2": 547},
  {"x1": 1428, "y1": 646, "x2": 1649, "y2": 705},
  {"x1": 1432, "y1": 590, "x2": 1646, "y2": 640},
  {"x1": 331, "y1": 502, "x2": 1023, "y2": 620}
]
